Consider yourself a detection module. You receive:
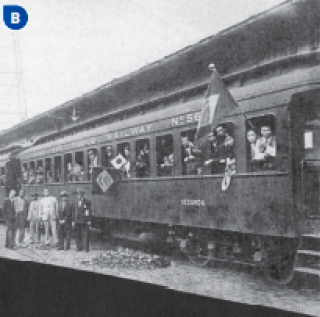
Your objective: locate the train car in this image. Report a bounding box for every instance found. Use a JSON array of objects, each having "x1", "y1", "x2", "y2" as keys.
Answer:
[{"x1": 1, "y1": 0, "x2": 320, "y2": 285}]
